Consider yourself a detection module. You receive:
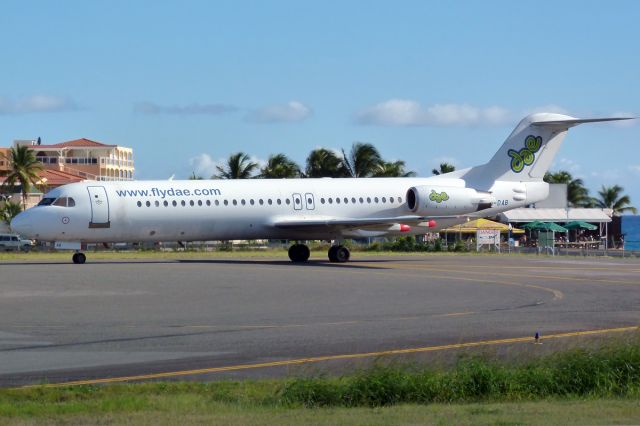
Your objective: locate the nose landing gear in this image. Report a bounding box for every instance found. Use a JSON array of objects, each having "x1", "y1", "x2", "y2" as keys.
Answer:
[
  {"x1": 288, "y1": 244, "x2": 310, "y2": 262},
  {"x1": 72, "y1": 252, "x2": 86, "y2": 264}
]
